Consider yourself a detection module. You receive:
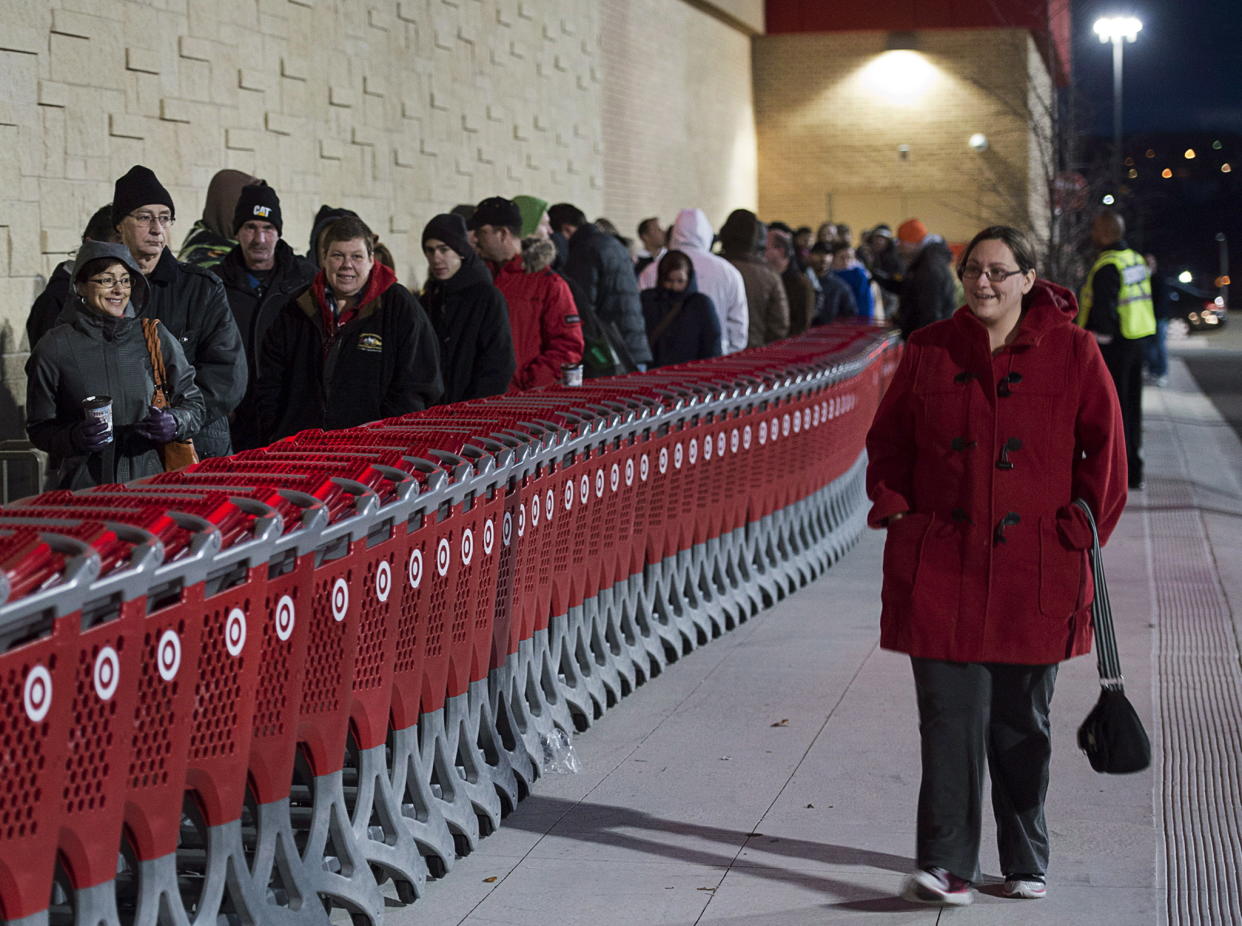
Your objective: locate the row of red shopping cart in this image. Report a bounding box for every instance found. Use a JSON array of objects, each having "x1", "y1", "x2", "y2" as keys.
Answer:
[{"x1": 0, "y1": 325, "x2": 899, "y2": 925}]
